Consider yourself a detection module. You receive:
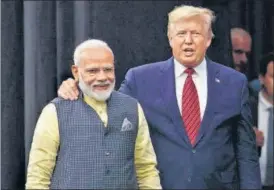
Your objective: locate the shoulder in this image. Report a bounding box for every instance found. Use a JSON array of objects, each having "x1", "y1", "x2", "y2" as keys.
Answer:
[
  {"x1": 50, "y1": 97, "x2": 82, "y2": 109},
  {"x1": 128, "y1": 58, "x2": 170, "y2": 75},
  {"x1": 210, "y1": 60, "x2": 247, "y2": 83},
  {"x1": 111, "y1": 91, "x2": 138, "y2": 103},
  {"x1": 51, "y1": 97, "x2": 67, "y2": 104}
]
